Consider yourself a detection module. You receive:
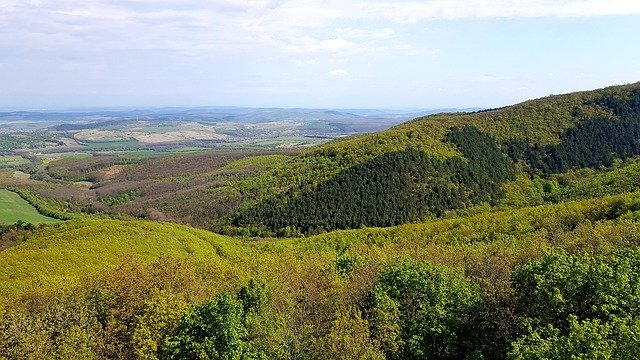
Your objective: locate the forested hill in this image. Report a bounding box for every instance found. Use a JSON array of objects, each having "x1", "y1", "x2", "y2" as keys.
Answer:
[{"x1": 228, "y1": 82, "x2": 640, "y2": 234}]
